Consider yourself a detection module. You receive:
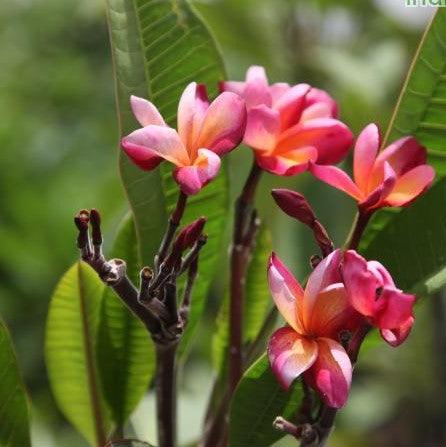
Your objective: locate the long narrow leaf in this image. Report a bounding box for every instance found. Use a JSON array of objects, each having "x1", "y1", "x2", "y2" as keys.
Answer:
[
  {"x1": 97, "y1": 215, "x2": 155, "y2": 430},
  {"x1": 361, "y1": 9, "x2": 446, "y2": 294},
  {"x1": 229, "y1": 354, "x2": 302, "y2": 447},
  {"x1": 107, "y1": 0, "x2": 229, "y2": 356},
  {"x1": 45, "y1": 262, "x2": 110, "y2": 446},
  {"x1": 0, "y1": 320, "x2": 31, "y2": 447}
]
